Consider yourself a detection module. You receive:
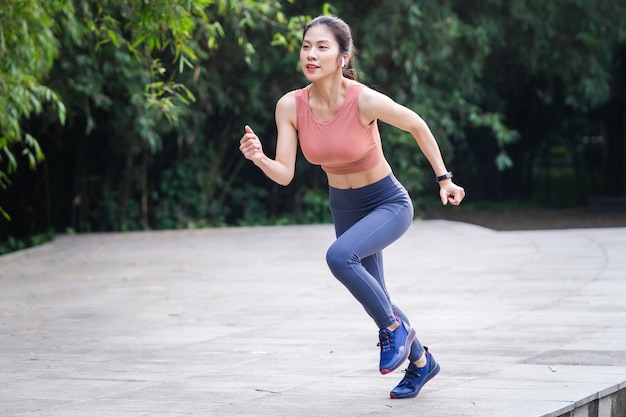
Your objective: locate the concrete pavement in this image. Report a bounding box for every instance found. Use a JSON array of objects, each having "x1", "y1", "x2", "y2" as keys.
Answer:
[{"x1": 1, "y1": 221, "x2": 625, "y2": 417}]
